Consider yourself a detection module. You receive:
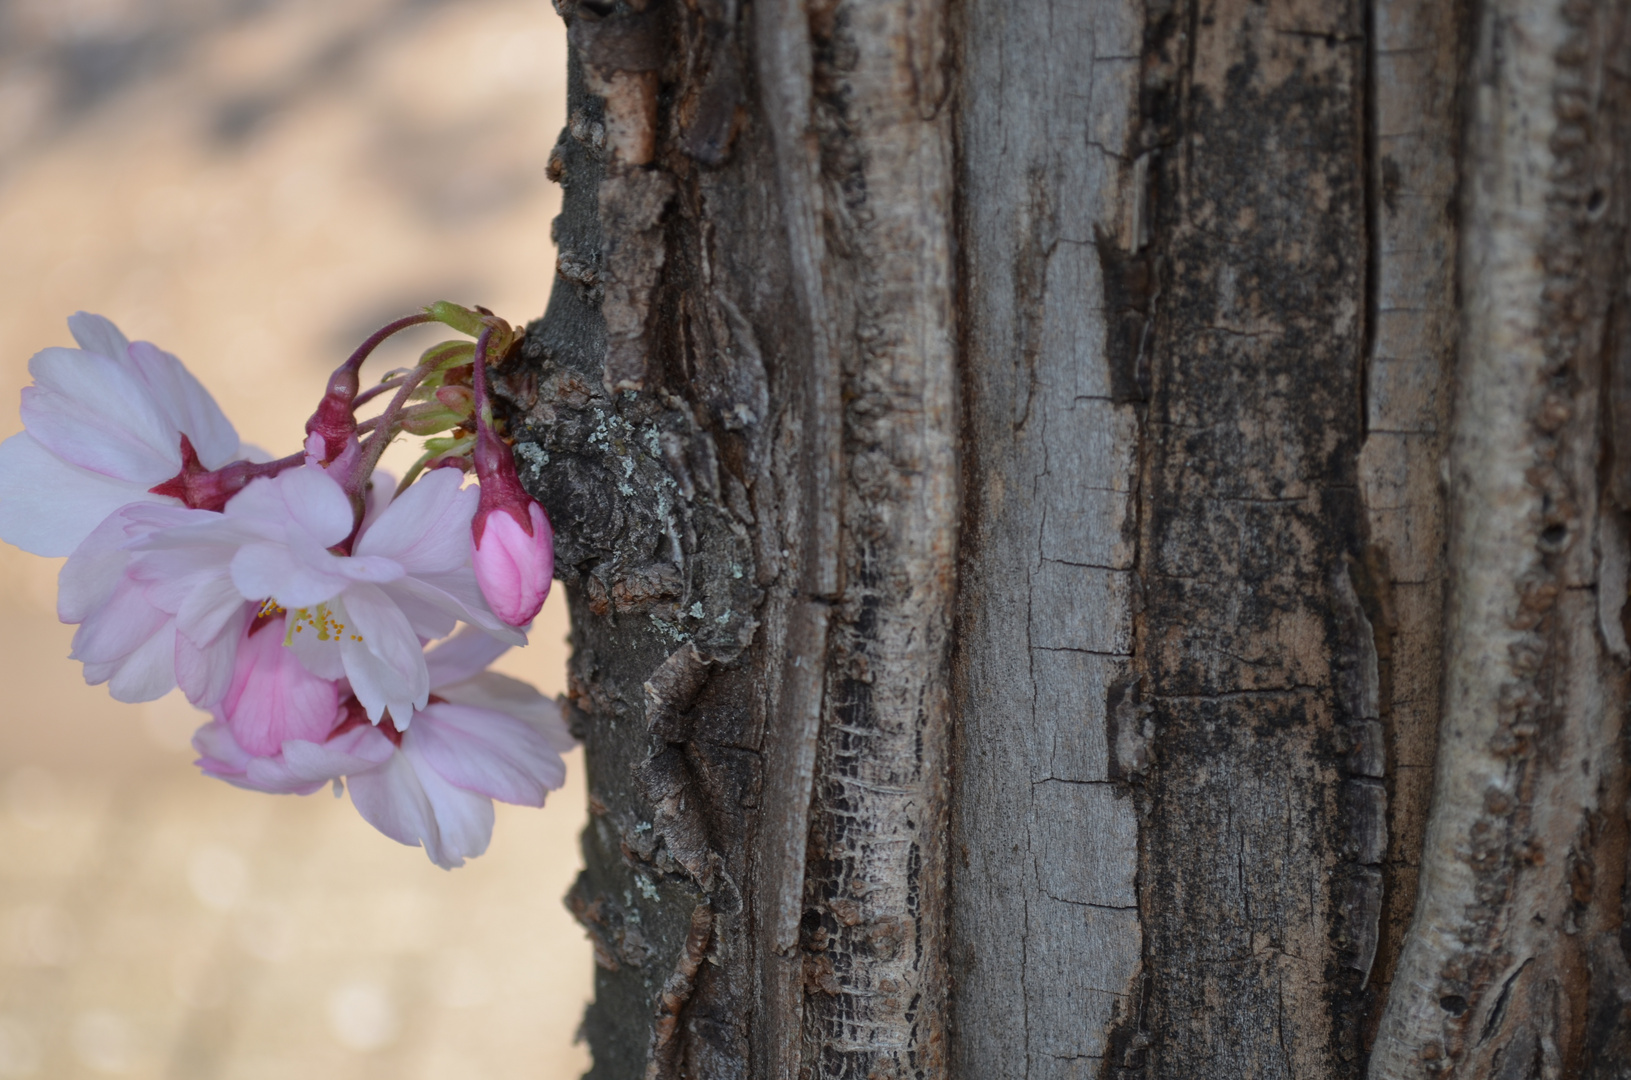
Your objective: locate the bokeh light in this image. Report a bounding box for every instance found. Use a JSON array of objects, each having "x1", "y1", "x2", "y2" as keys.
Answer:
[{"x1": 0, "y1": 2, "x2": 590, "y2": 1076}]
